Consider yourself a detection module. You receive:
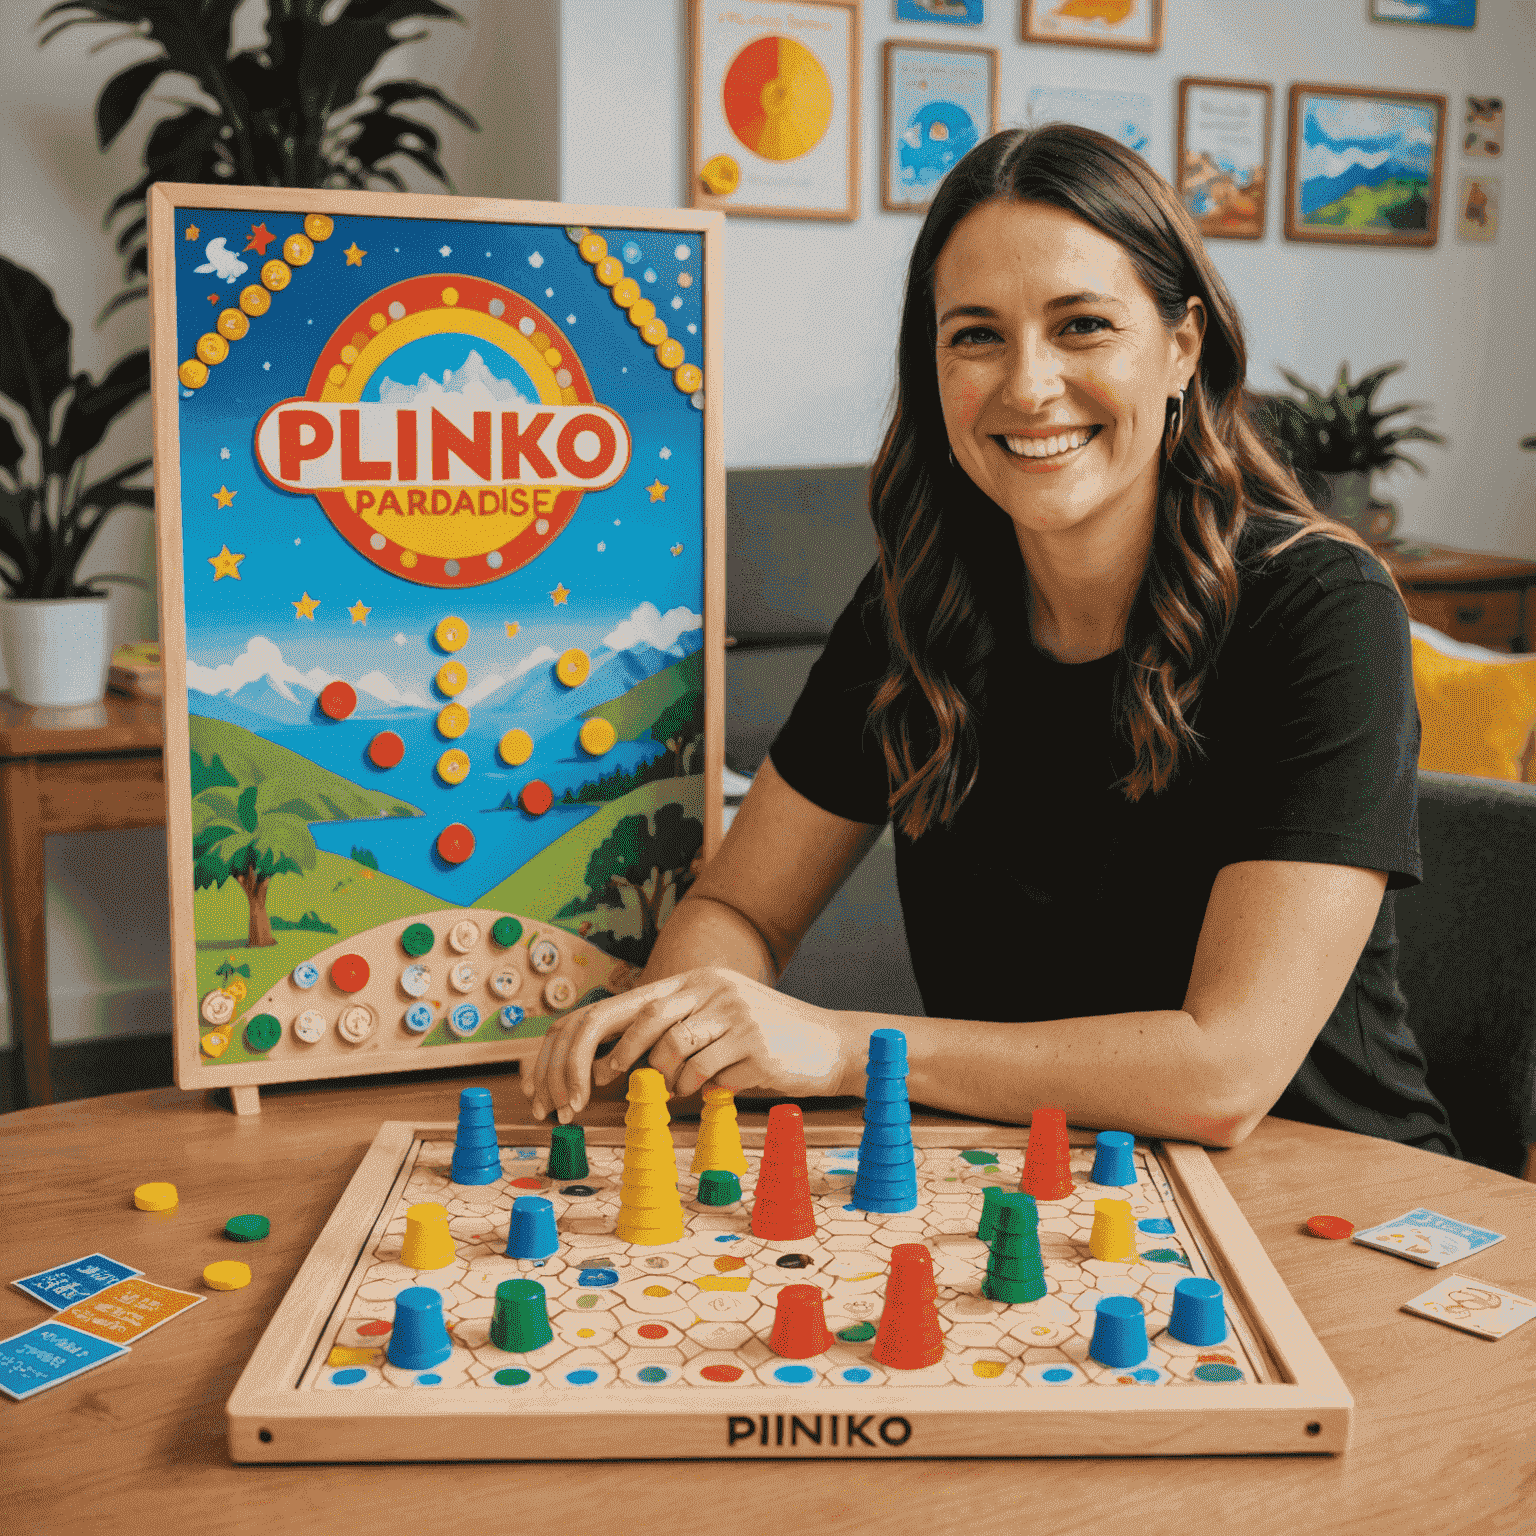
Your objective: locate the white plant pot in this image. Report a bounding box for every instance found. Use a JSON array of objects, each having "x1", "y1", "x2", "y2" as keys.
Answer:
[{"x1": 1, "y1": 595, "x2": 113, "y2": 707}]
